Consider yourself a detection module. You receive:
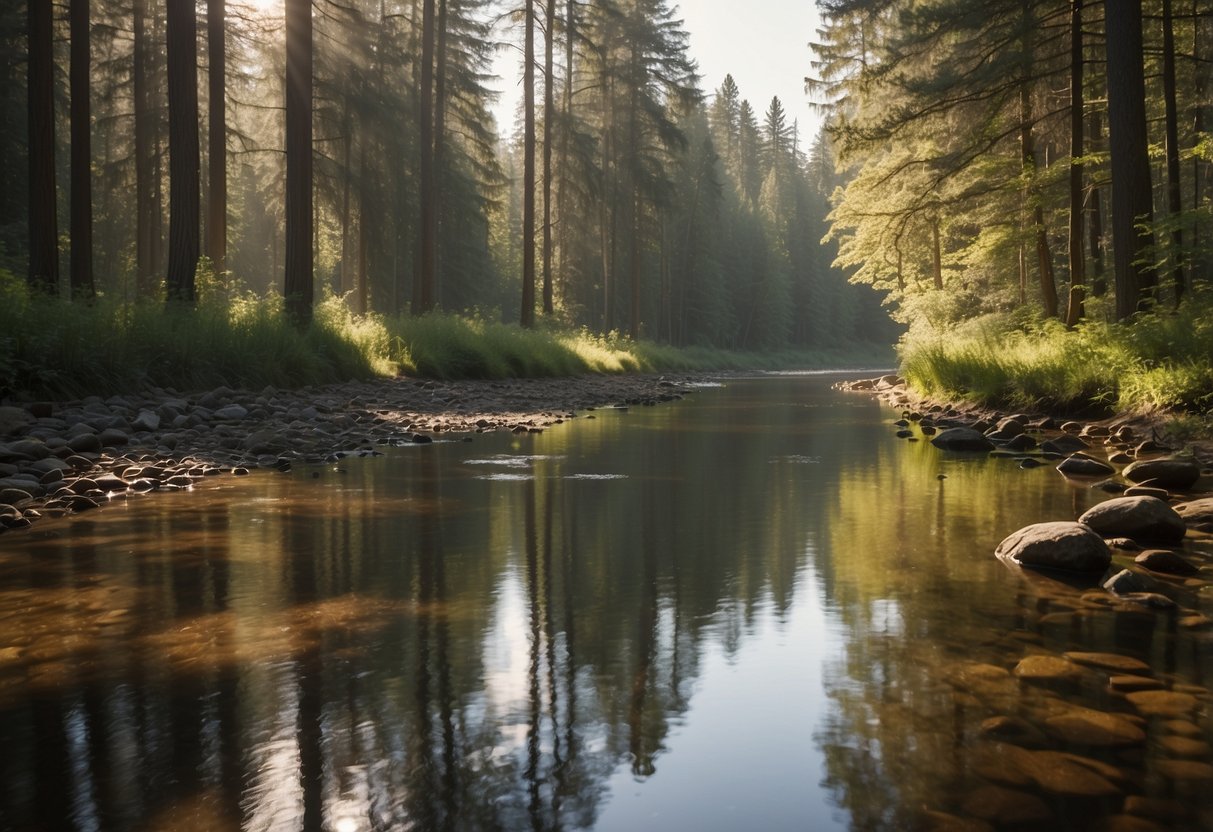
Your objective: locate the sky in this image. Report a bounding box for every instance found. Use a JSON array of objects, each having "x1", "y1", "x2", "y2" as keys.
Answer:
[{"x1": 489, "y1": 0, "x2": 824, "y2": 143}]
